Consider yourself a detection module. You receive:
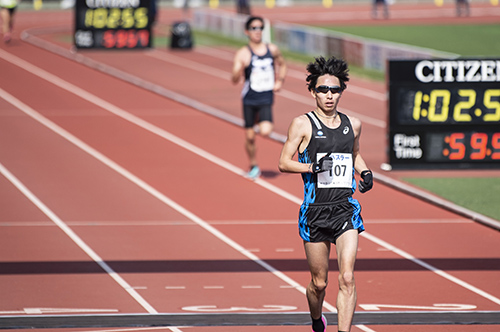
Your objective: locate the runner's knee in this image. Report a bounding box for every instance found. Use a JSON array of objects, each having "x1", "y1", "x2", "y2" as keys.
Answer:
[
  {"x1": 338, "y1": 271, "x2": 355, "y2": 291},
  {"x1": 245, "y1": 129, "x2": 256, "y2": 142},
  {"x1": 259, "y1": 122, "x2": 273, "y2": 137},
  {"x1": 311, "y1": 278, "x2": 328, "y2": 293}
]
